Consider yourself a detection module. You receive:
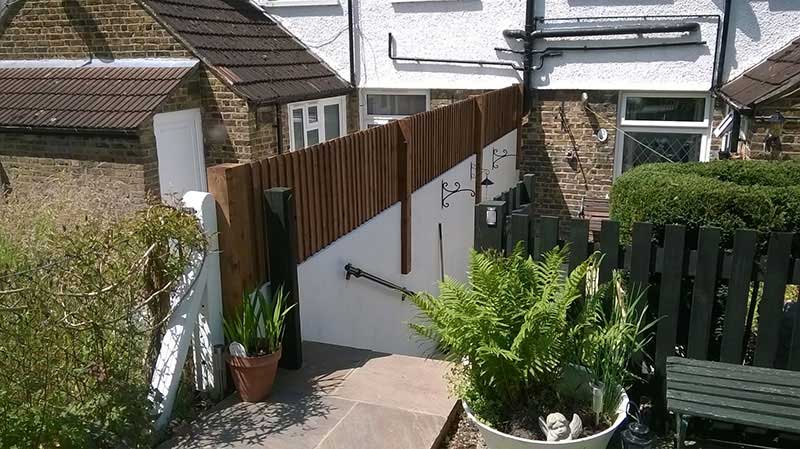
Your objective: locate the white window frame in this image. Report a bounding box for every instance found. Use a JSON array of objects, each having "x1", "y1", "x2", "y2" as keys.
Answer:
[
  {"x1": 360, "y1": 89, "x2": 430, "y2": 129},
  {"x1": 614, "y1": 92, "x2": 713, "y2": 177},
  {"x1": 287, "y1": 95, "x2": 347, "y2": 151}
]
